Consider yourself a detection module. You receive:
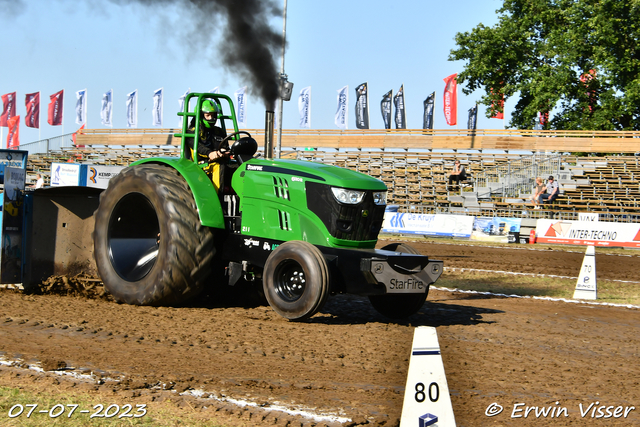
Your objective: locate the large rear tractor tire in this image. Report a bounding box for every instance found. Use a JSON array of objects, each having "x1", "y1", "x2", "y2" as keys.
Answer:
[
  {"x1": 263, "y1": 241, "x2": 330, "y2": 321},
  {"x1": 93, "y1": 164, "x2": 215, "y2": 306},
  {"x1": 368, "y1": 243, "x2": 428, "y2": 319}
]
